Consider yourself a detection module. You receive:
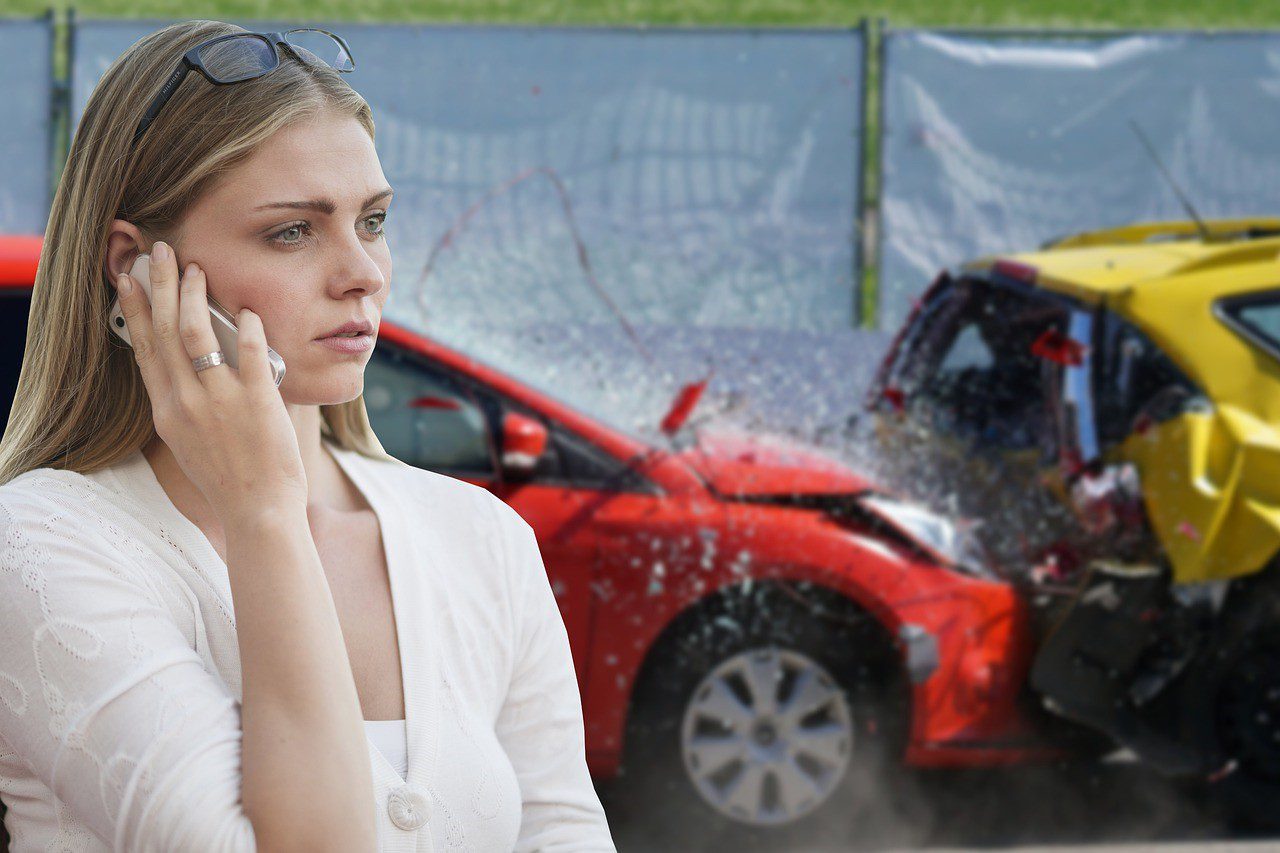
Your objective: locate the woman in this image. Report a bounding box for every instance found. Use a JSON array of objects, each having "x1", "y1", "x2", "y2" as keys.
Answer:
[{"x1": 0, "y1": 19, "x2": 615, "y2": 852}]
